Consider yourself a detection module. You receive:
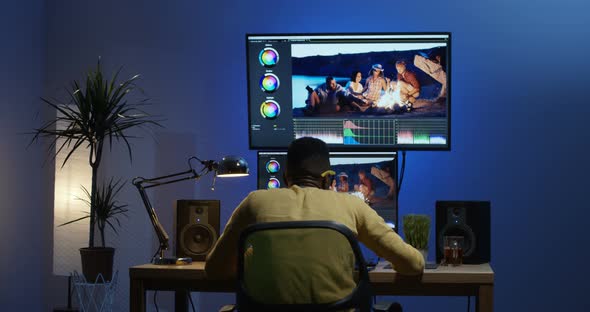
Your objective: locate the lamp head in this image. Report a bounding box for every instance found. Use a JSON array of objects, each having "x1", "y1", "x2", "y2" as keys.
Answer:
[{"x1": 216, "y1": 156, "x2": 249, "y2": 177}]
